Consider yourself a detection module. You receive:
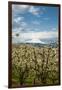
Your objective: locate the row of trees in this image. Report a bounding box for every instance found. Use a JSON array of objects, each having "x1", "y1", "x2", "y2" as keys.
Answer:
[{"x1": 12, "y1": 44, "x2": 59, "y2": 86}]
